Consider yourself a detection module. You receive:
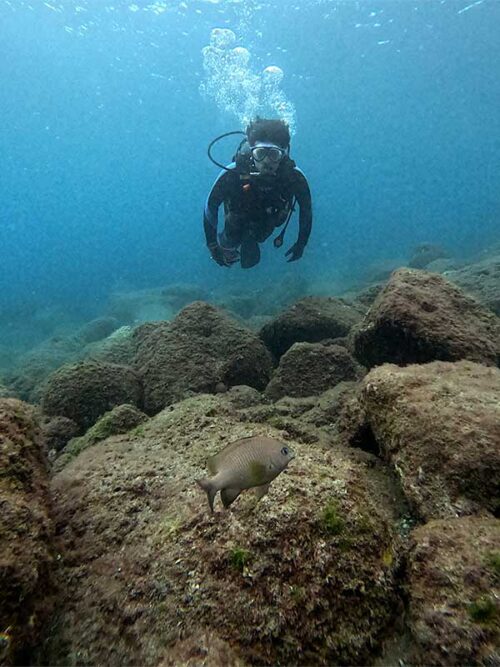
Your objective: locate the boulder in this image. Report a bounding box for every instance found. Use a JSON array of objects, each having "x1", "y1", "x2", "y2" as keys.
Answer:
[
  {"x1": 106, "y1": 287, "x2": 175, "y2": 324},
  {"x1": 54, "y1": 403, "x2": 148, "y2": 472},
  {"x1": 406, "y1": 516, "x2": 499, "y2": 666},
  {"x1": 81, "y1": 325, "x2": 136, "y2": 366},
  {"x1": 408, "y1": 243, "x2": 448, "y2": 269},
  {"x1": 0, "y1": 399, "x2": 54, "y2": 665},
  {"x1": 77, "y1": 317, "x2": 120, "y2": 344},
  {"x1": 41, "y1": 415, "x2": 79, "y2": 453},
  {"x1": 362, "y1": 361, "x2": 500, "y2": 520},
  {"x1": 160, "y1": 283, "x2": 209, "y2": 312},
  {"x1": 260, "y1": 296, "x2": 363, "y2": 359},
  {"x1": 134, "y1": 302, "x2": 273, "y2": 414},
  {"x1": 41, "y1": 361, "x2": 143, "y2": 431},
  {"x1": 351, "y1": 269, "x2": 500, "y2": 368},
  {"x1": 265, "y1": 343, "x2": 364, "y2": 400},
  {"x1": 4, "y1": 335, "x2": 83, "y2": 404},
  {"x1": 44, "y1": 394, "x2": 401, "y2": 666},
  {"x1": 445, "y1": 254, "x2": 500, "y2": 316},
  {"x1": 0, "y1": 379, "x2": 15, "y2": 398}
]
